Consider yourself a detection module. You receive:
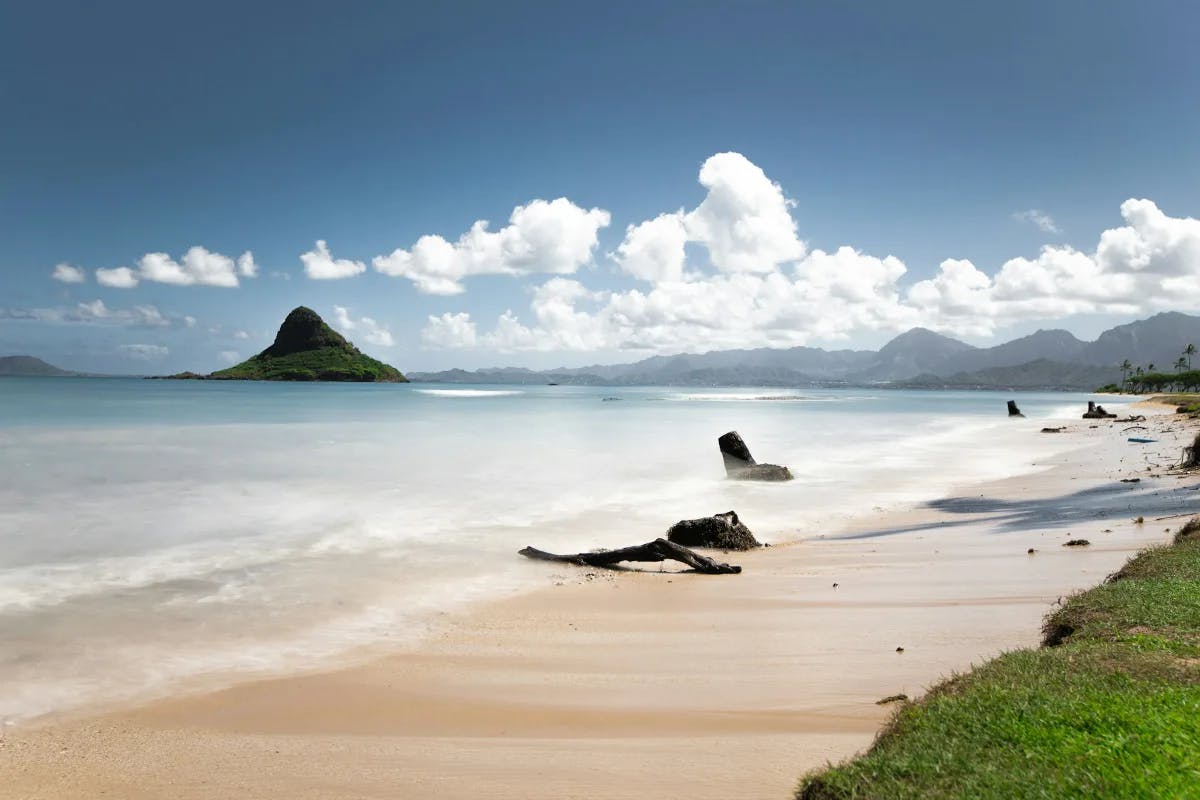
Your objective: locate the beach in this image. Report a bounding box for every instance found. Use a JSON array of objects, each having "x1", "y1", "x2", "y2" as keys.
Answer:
[{"x1": 3, "y1": 399, "x2": 1195, "y2": 799}]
